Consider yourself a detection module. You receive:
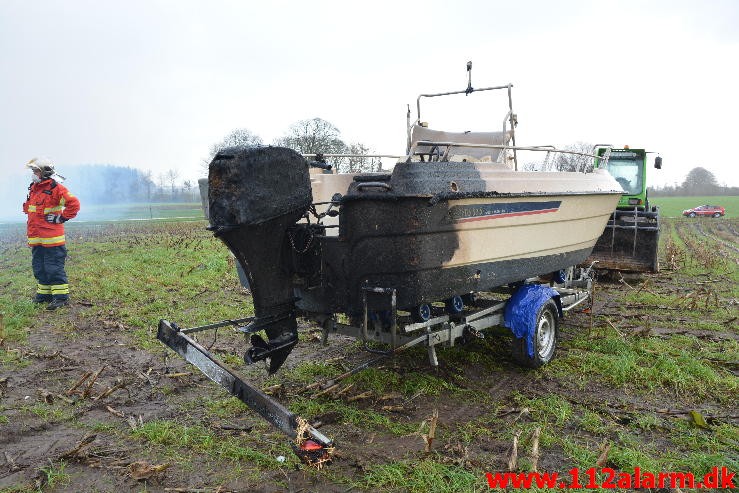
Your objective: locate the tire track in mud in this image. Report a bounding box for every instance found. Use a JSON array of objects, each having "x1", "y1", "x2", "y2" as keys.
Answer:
[
  {"x1": 475, "y1": 368, "x2": 532, "y2": 402},
  {"x1": 690, "y1": 221, "x2": 739, "y2": 261},
  {"x1": 719, "y1": 220, "x2": 739, "y2": 237},
  {"x1": 714, "y1": 221, "x2": 739, "y2": 239}
]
